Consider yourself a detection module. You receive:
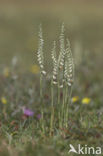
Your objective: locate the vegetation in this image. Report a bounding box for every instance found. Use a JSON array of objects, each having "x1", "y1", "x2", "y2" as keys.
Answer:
[{"x1": 0, "y1": 2, "x2": 103, "y2": 156}]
